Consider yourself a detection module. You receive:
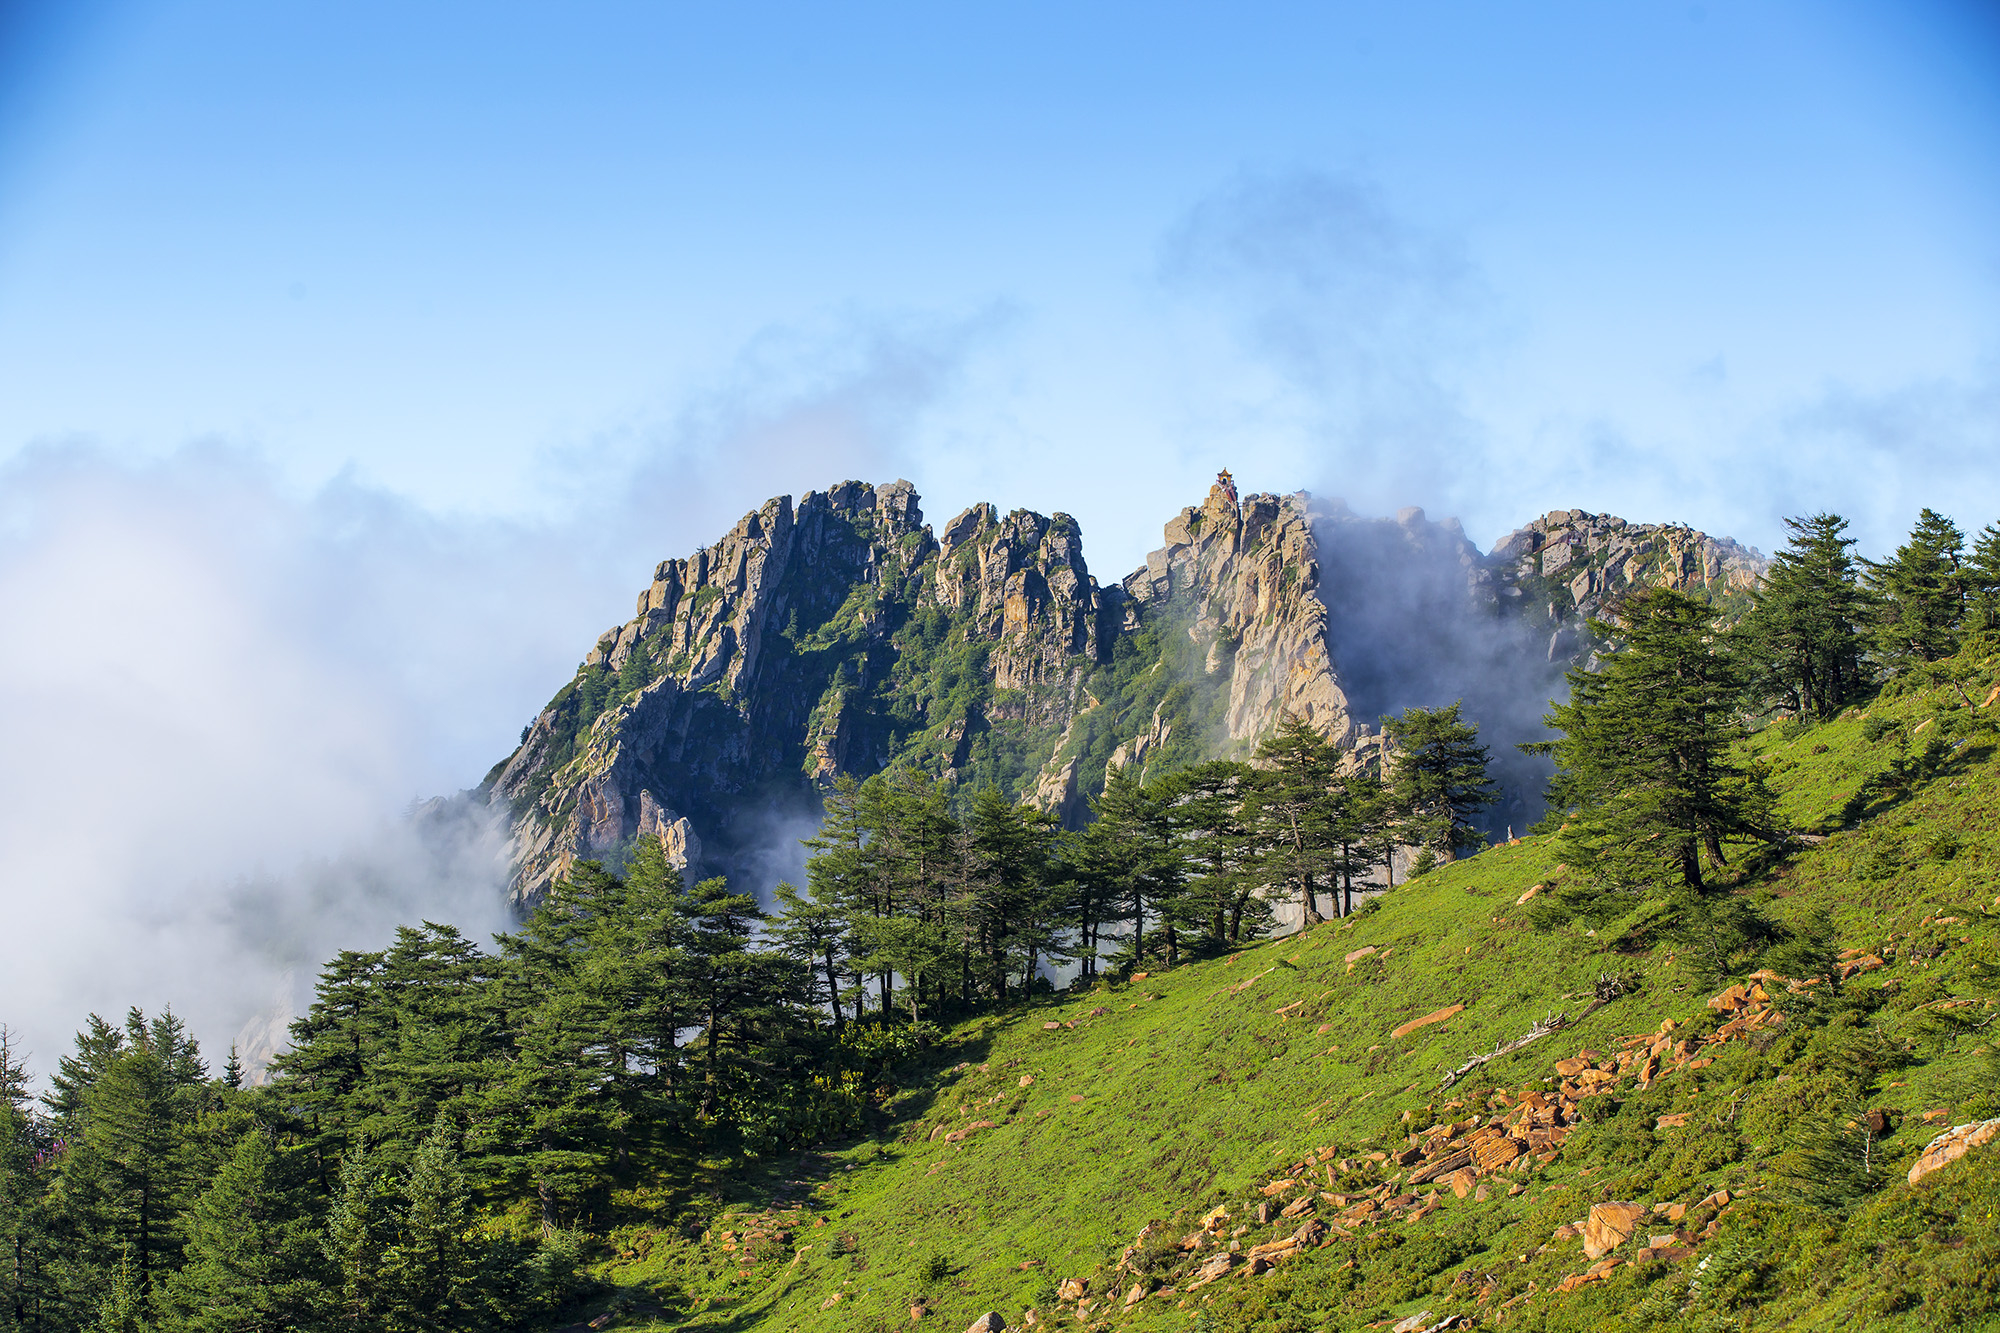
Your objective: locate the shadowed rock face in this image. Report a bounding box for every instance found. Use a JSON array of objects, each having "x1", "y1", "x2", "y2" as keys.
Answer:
[{"x1": 484, "y1": 477, "x2": 1765, "y2": 908}]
